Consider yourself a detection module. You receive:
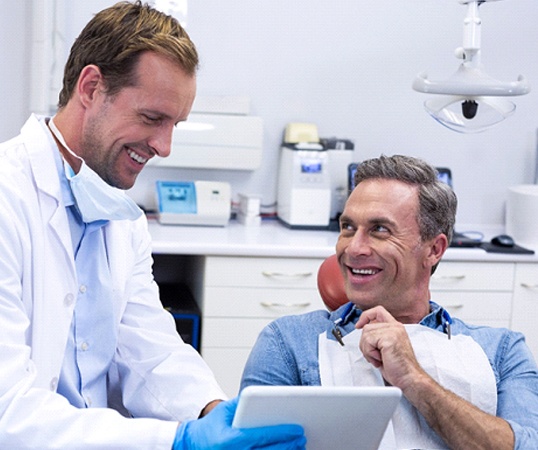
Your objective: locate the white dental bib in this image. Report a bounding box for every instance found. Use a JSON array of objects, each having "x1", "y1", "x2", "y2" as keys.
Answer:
[{"x1": 318, "y1": 324, "x2": 497, "y2": 449}]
